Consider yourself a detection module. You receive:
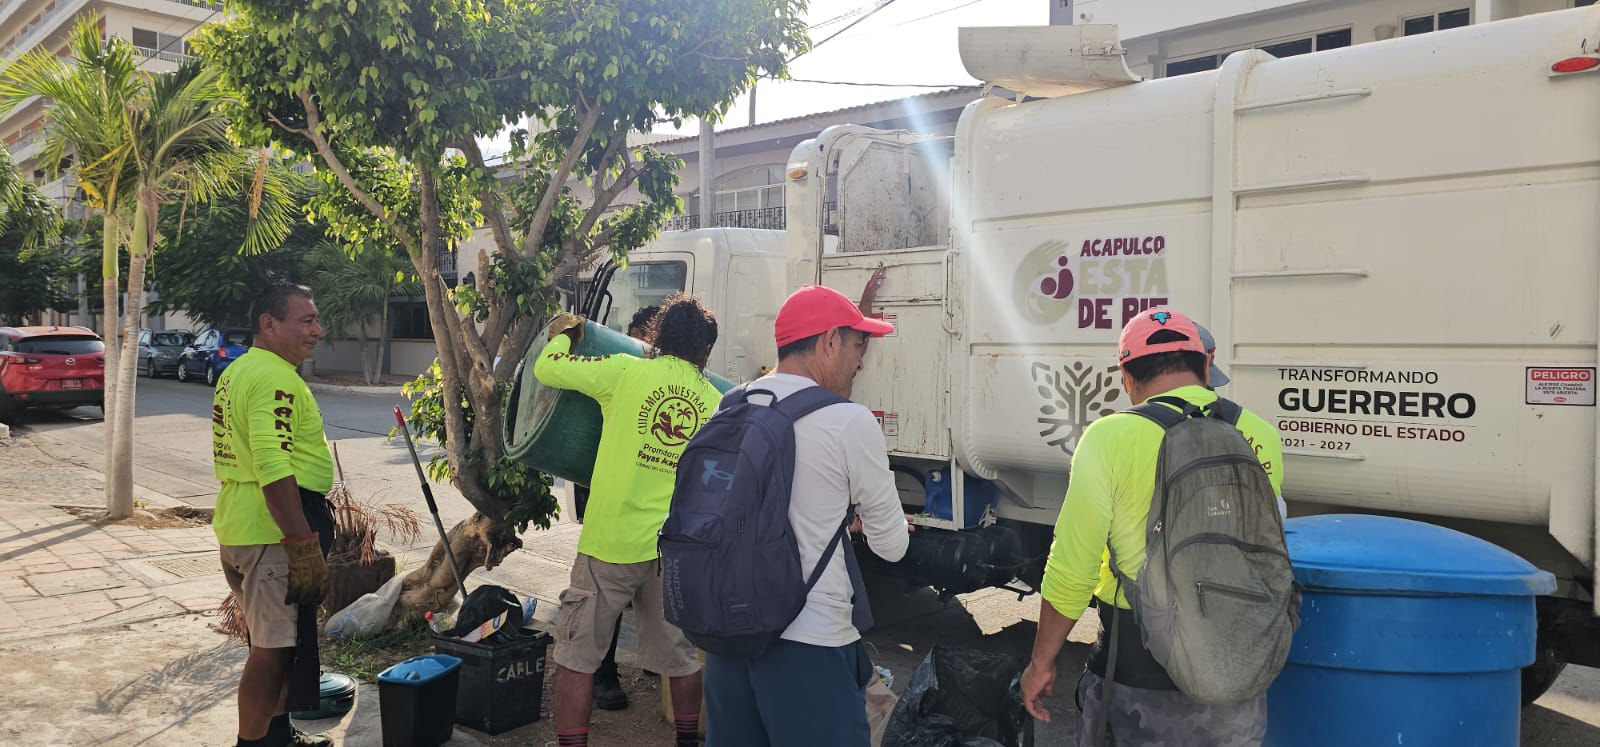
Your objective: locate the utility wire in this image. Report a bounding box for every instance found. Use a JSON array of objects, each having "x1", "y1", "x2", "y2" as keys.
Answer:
[
  {"x1": 790, "y1": 0, "x2": 902, "y2": 62},
  {"x1": 887, "y1": 0, "x2": 994, "y2": 29},
  {"x1": 786, "y1": 78, "x2": 972, "y2": 88}
]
